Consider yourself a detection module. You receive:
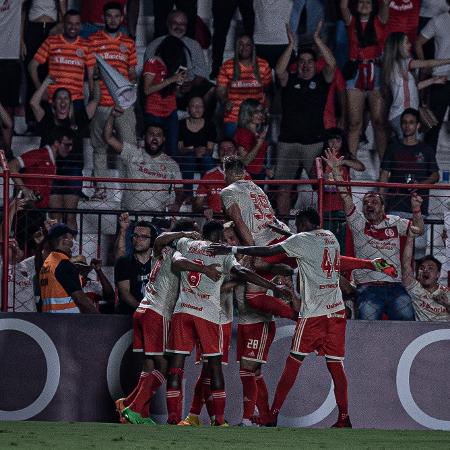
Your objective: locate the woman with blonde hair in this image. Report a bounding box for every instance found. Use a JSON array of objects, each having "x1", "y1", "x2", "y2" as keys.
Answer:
[{"x1": 382, "y1": 31, "x2": 450, "y2": 139}]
